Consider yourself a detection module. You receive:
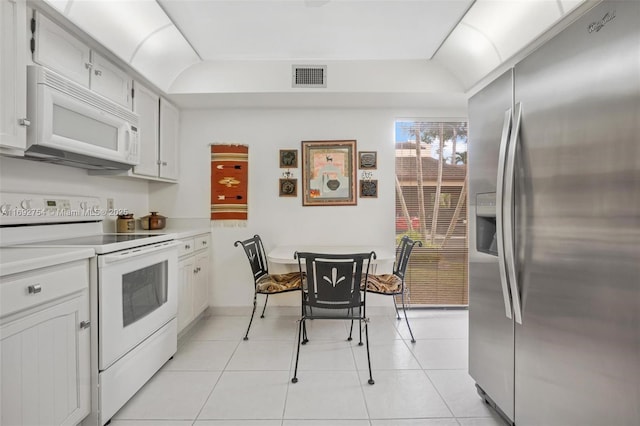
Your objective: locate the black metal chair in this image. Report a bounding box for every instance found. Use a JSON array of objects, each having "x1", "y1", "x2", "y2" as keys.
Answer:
[
  {"x1": 362, "y1": 236, "x2": 422, "y2": 343},
  {"x1": 234, "y1": 235, "x2": 303, "y2": 340},
  {"x1": 291, "y1": 251, "x2": 377, "y2": 385}
]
